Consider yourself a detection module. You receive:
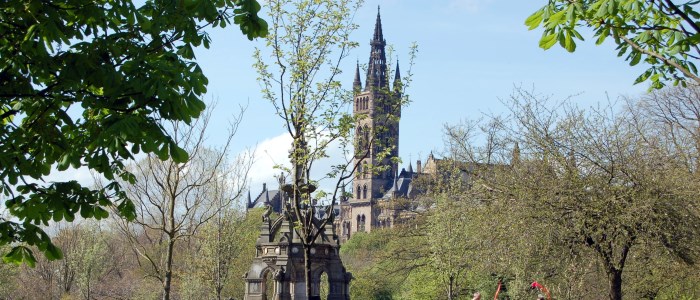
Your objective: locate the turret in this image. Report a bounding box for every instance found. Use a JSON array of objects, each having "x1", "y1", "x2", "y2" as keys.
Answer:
[
  {"x1": 353, "y1": 61, "x2": 362, "y2": 92},
  {"x1": 393, "y1": 60, "x2": 402, "y2": 96}
]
